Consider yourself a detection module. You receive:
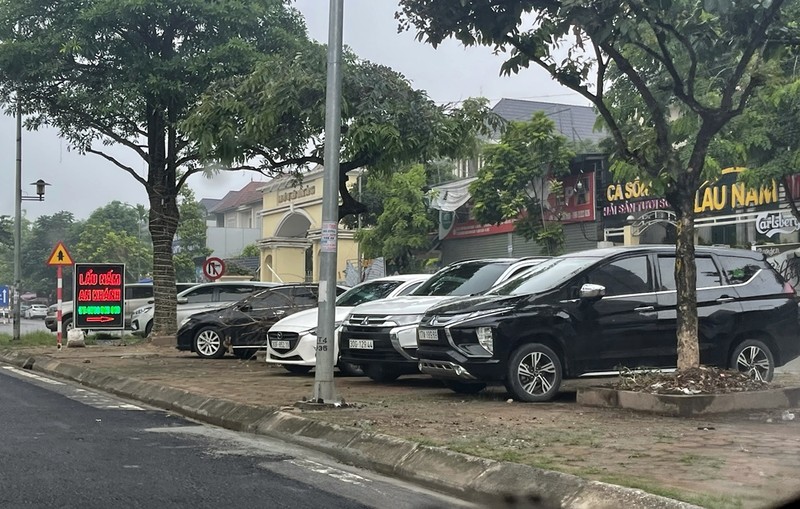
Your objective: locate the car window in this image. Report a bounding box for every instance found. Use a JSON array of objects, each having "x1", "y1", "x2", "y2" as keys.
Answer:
[
  {"x1": 489, "y1": 257, "x2": 598, "y2": 296},
  {"x1": 718, "y1": 256, "x2": 762, "y2": 285},
  {"x1": 291, "y1": 286, "x2": 318, "y2": 306},
  {"x1": 218, "y1": 285, "x2": 258, "y2": 301},
  {"x1": 336, "y1": 281, "x2": 403, "y2": 307},
  {"x1": 184, "y1": 286, "x2": 216, "y2": 303},
  {"x1": 588, "y1": 256, "x2": 652, "y2": 296},
  {"x1": 127, "y1": 286, "x2": 153, "y2": 300},
  {"x1": 396, "y1": 281, "x2": 423, "y2": 296},
  {"x1": 248, "y1": 290, "x2": 293, "y2": 308},
  {"x1": 658, "y1": 256, "x2": 722, "y2": 290},
  {"x1": 412, "y1": 262, "x2": 512, "y2": 296}
]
